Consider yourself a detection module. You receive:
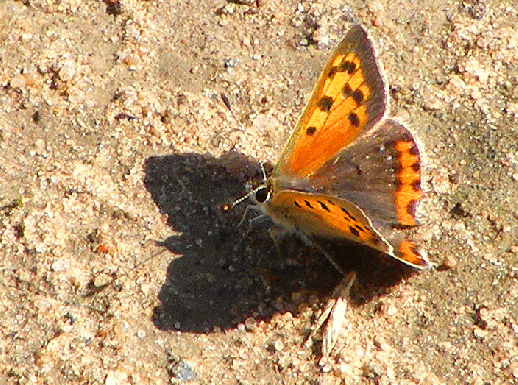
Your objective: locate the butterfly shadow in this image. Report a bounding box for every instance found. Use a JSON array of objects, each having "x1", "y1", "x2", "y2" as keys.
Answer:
[{"x1": 143, "y1": 152, "x2": 418, "y2": 335}]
